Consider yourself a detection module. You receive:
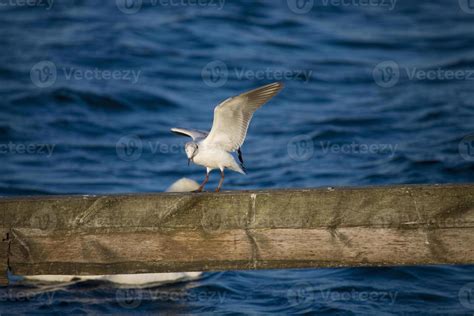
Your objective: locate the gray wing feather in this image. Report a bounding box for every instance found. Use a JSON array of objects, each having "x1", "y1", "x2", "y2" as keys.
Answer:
[
  {"x1": 203, "y1": 82, "x2": 284, "y2": 152},
  {"x1": 171, "y1": 127, "x2": 209, "y2": 141}
]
